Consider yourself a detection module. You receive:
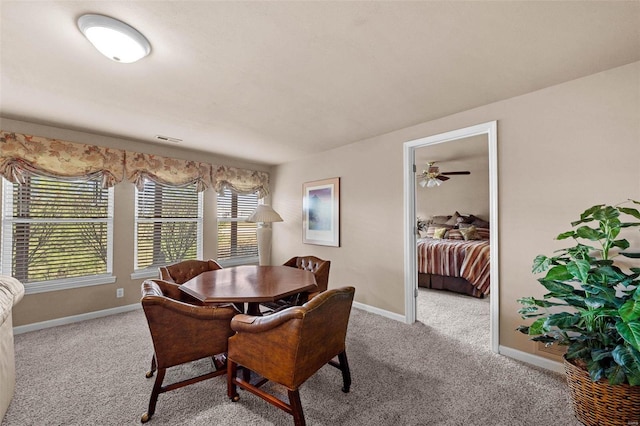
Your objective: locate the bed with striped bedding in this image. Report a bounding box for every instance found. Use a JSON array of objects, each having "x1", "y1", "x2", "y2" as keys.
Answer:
[{"x1": 417, "y1": 238, "x2": 491, "y2": 296}]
